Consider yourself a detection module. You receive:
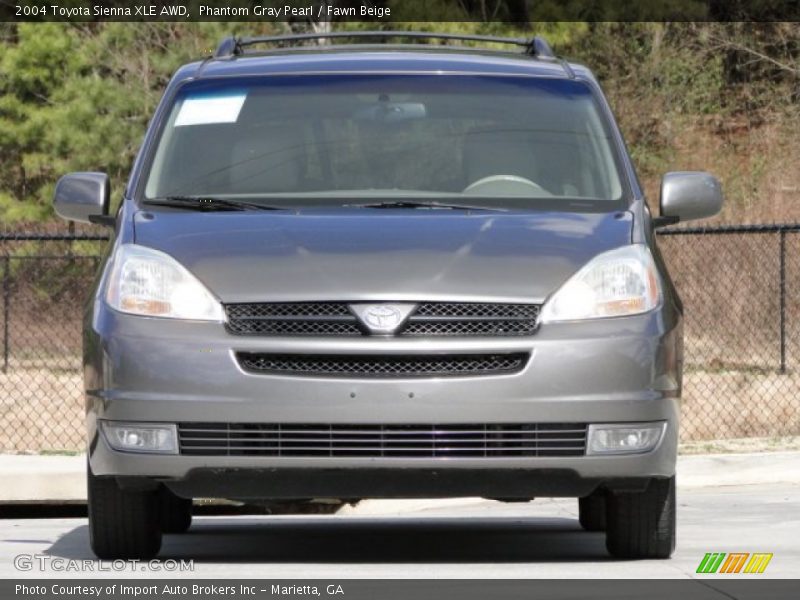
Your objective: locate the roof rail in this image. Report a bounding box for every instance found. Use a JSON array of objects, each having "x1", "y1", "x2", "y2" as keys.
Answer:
[{"x1": 213, "y1": 31, "x2": 558, "y2": 60}]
